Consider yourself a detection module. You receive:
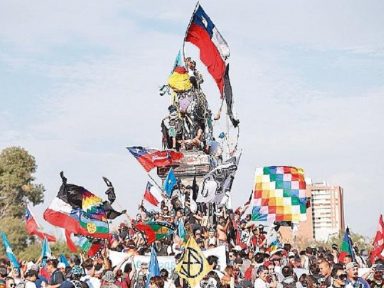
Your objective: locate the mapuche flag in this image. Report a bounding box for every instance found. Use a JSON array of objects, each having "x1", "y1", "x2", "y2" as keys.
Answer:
[
  {"x1": 339, "y1": 227, "x2": 355, "y2": 262},
  {"x1": 185, "y1": 4, "x2": 239, "y2": 127},
  {"x1": 43, "y1": 173, "x2": 110, "y2": 251}
]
